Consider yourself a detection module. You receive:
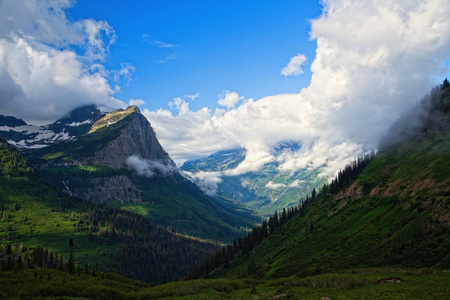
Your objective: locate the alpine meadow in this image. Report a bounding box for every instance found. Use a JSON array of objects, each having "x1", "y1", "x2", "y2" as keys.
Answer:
[{"x1": 0, "y1": 1, "x2": 449, "y2": 299}]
